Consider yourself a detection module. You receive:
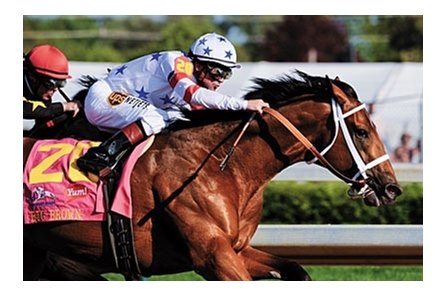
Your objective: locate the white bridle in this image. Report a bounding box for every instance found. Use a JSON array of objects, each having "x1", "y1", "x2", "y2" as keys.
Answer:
[{"x1": 308, "y1": 98, "x2": 390, "y2": 195}]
